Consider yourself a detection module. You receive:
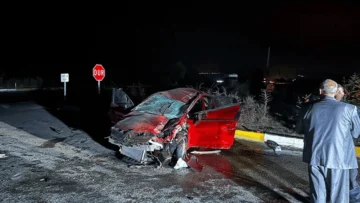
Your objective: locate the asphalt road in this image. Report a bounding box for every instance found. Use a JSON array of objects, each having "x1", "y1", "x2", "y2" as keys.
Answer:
[{"x1": 0, "y1": 96, "x2": 358, "y2": 202}]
